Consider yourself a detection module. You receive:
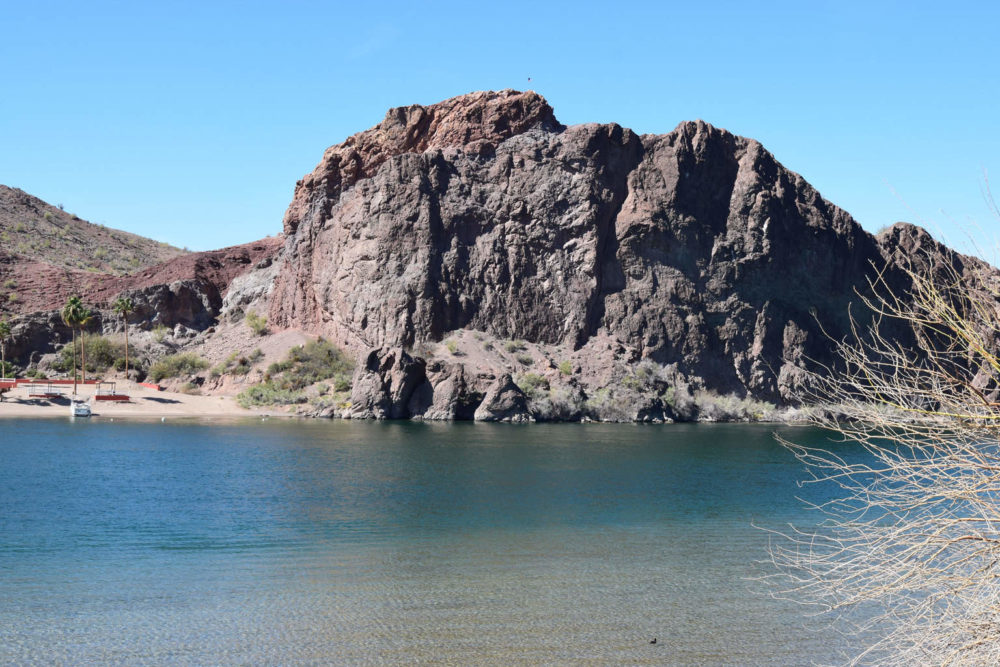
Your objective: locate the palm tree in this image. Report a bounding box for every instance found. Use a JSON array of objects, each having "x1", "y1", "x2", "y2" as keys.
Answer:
[
  {"x1": 61, "y1": 296, "x2": 85, "y2": 393},
  {"x1": 77, "y1": 305, "x2": 94, "y2": 385},
  {"x1": 0, "y1": 318, "x2": 11, "y2": 379},
  {"x1": 112, "y1": 296, "x2": 135, "y2": 381}
]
